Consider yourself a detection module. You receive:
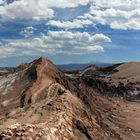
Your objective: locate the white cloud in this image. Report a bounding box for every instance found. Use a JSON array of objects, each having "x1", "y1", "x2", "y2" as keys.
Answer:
[
  {"x1": 64, "y1": 0, "x2": 140, "y2": 30},
  {"x1": 0, "y1": 0, "x2": 90, "y2": 20},
  {"x1": 110, "y1": 19, "x2": 140, "y2": 30},
  {"x1": 47, "y1": 31, "x2": 111, "y2": 44},
  {"x1": 47, "y1": 20, "x2": 82, "y2": 30},
  {"x1": 47, "y1": 19, "x2": 92, "y2": 30},
  {"x1": 87, "y1": 0, "x2": 140, "y2": 30},
  {"x1": 46, "y1": 0, "x2": 140, "y2": 30},
  {"x1": 41, "y1": 0, "x2": 90, "y2": 8},
  {"x1": 0, "y1": 31, "x2": 111, "y2": 57},
  {"x1": 1, "y1": 0, "x2": 139, "y2": 30},
  {"x1": 20, "y1": 26, "x2": 36, "y2": 38},
  {"x1": 90, "y1": 0, "x2": 140, "y2": 9},
  {"x1": 0, "y1": 0, "x2": 54, "y2": 20}
]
